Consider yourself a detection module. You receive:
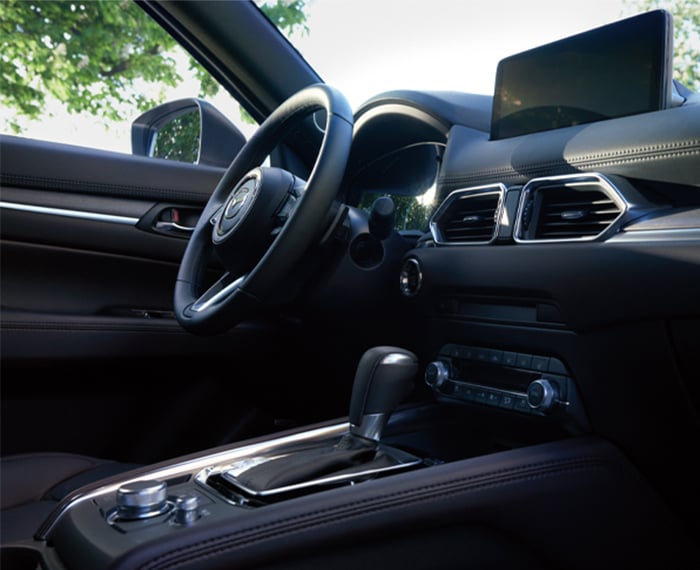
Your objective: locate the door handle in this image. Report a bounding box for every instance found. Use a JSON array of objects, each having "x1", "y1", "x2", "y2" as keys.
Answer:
[
  {"x1": 143, "y1": 206, "x2": 202, "y2": 238},
  {"x1": 155, "y1": 219, "x2": 195, "y2": 234}
]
